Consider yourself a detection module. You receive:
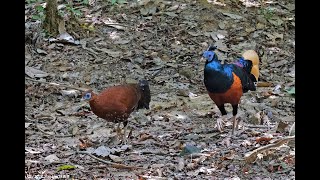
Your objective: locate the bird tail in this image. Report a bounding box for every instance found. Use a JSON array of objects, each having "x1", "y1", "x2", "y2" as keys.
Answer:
[
  {"x1": 137, "y1": 80, "x2": 151, "y2": 109},
  {"x1": 242, "y1": 50, "x2": 259, "y2": 81}
]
